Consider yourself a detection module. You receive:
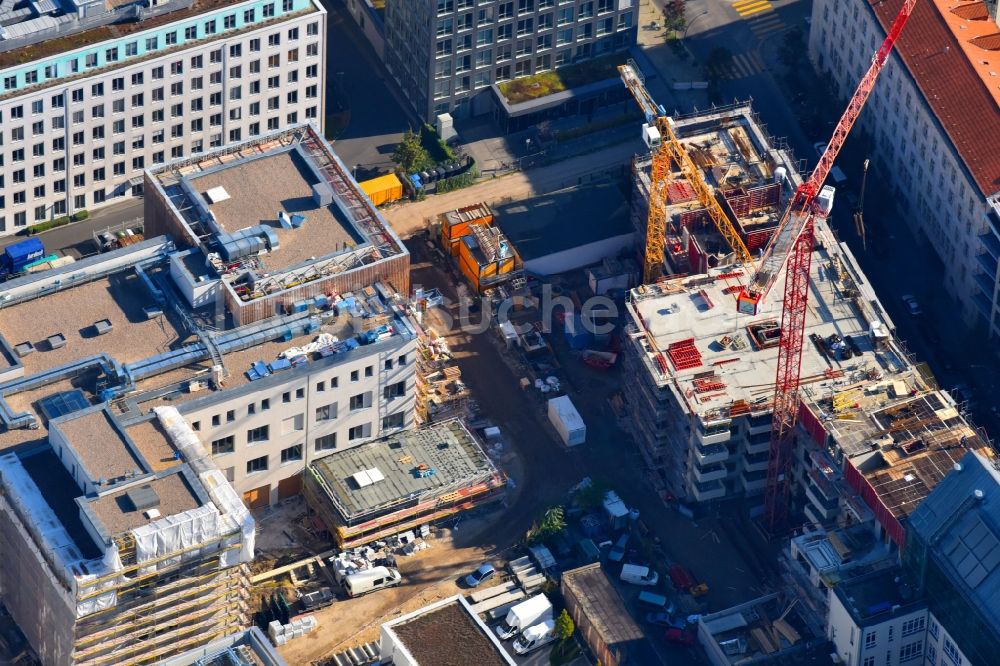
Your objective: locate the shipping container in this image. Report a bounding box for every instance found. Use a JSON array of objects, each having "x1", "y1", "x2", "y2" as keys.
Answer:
[
  {"x1": 548, "y1": 395, "x2": 586, "y2": 446},
  {"x1": 456, "y1": 224, "x2": 520, "y2": 293},
  {"x1": 439, "y1": 203, "x2": 493, "y2": 256},
  {"x1": 359, "y1": 173, "x2": 404, "y2": 206}
]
